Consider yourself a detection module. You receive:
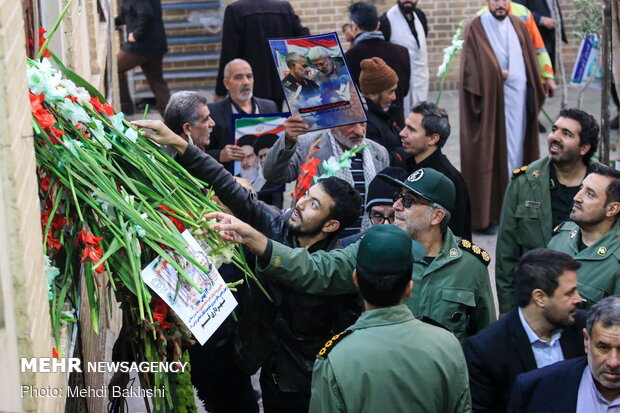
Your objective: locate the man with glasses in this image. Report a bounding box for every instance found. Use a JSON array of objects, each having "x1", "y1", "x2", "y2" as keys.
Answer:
[
  {"x1": 340, "y1": 166, "x2": 408, "y2": 246},
  {"x1": 208, "y1": 168, "x2": 496, "y2": 341}
]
